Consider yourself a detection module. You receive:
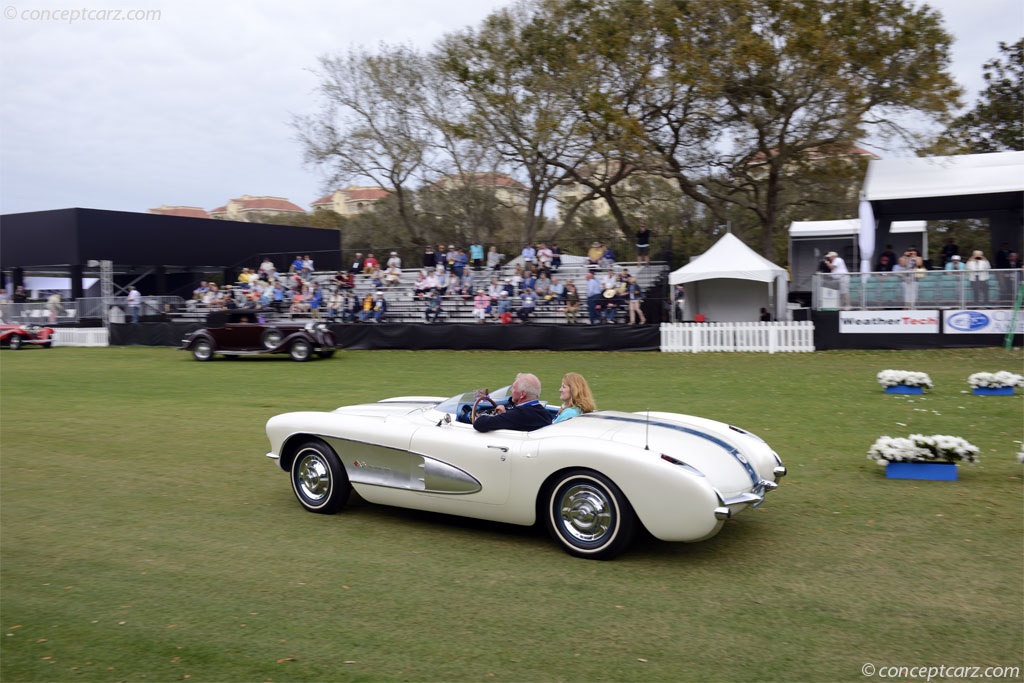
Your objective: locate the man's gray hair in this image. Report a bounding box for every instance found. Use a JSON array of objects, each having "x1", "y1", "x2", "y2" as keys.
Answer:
[{"x1": 514, "y1": 373, "x2": 542, "y2": 400}]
